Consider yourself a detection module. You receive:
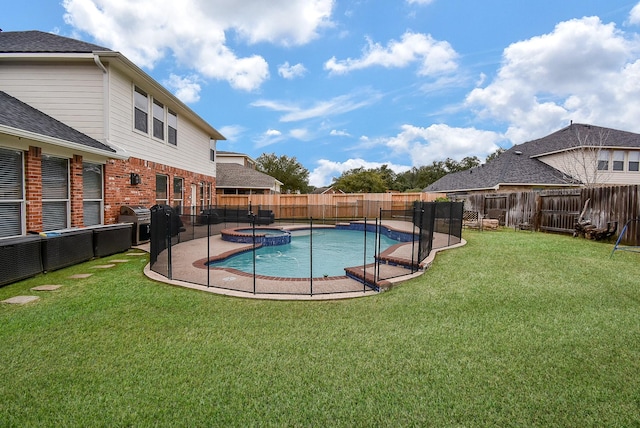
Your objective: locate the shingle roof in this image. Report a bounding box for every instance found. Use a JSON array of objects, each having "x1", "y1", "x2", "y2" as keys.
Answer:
[
  {"x1": 424, "y1": 123, "x2": 640, "y2": 193},
  {"x1": 0, "y1": 30, "x2": 111, "y2": 53},
  {"x1": 216, "y1": 163, "x2": 280, "y2": 189},
  {"x1": 0, "y1": 91, "x2": 116, "y2": 153}
]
